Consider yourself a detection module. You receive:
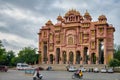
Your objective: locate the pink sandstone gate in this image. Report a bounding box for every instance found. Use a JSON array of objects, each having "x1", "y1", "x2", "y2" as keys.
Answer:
[{"x1": 38, "y1": 9, "x2": 115, "y2": 65}]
